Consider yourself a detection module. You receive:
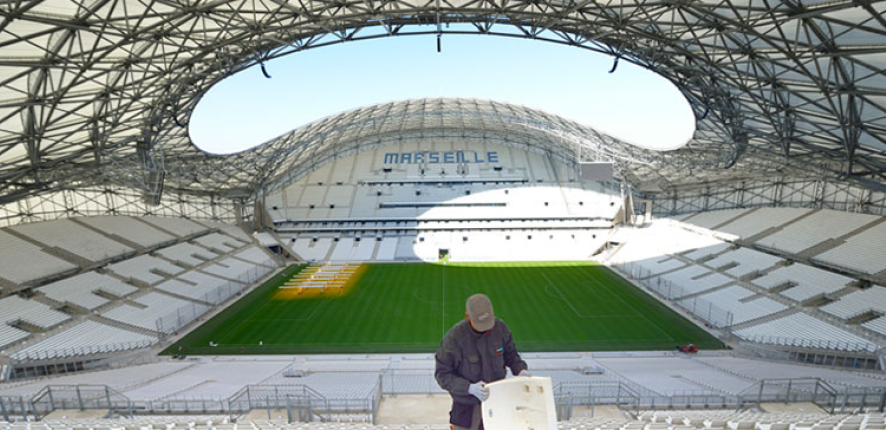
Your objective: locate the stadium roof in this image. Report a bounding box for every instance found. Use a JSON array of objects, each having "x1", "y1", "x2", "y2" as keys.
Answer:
[{"x1": 1, "y1": 0, "x2": 885, "y2": 204}]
